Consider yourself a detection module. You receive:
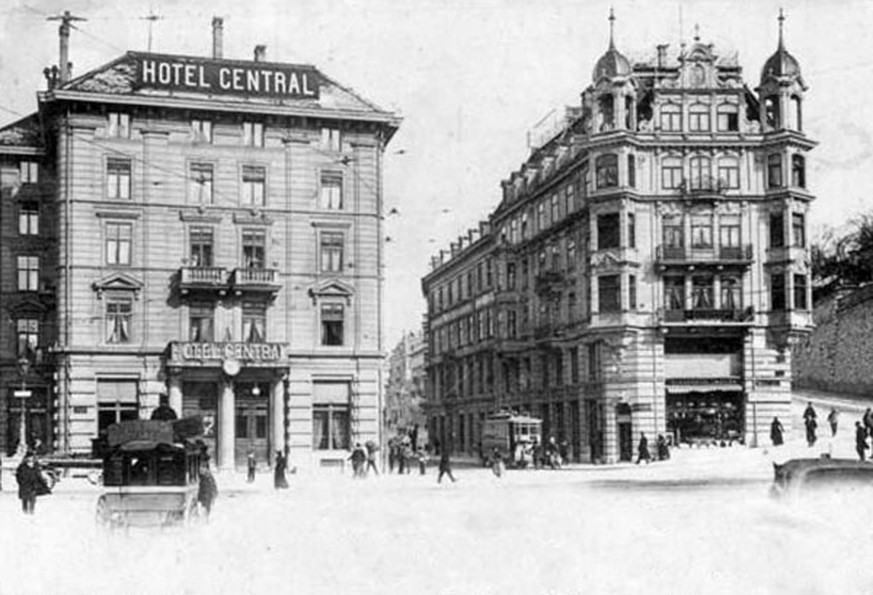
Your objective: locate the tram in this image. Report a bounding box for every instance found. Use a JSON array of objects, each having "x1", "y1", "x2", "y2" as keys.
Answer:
[{"x1": 480, "y1": 412, "x2": 543, "y2": 468}]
